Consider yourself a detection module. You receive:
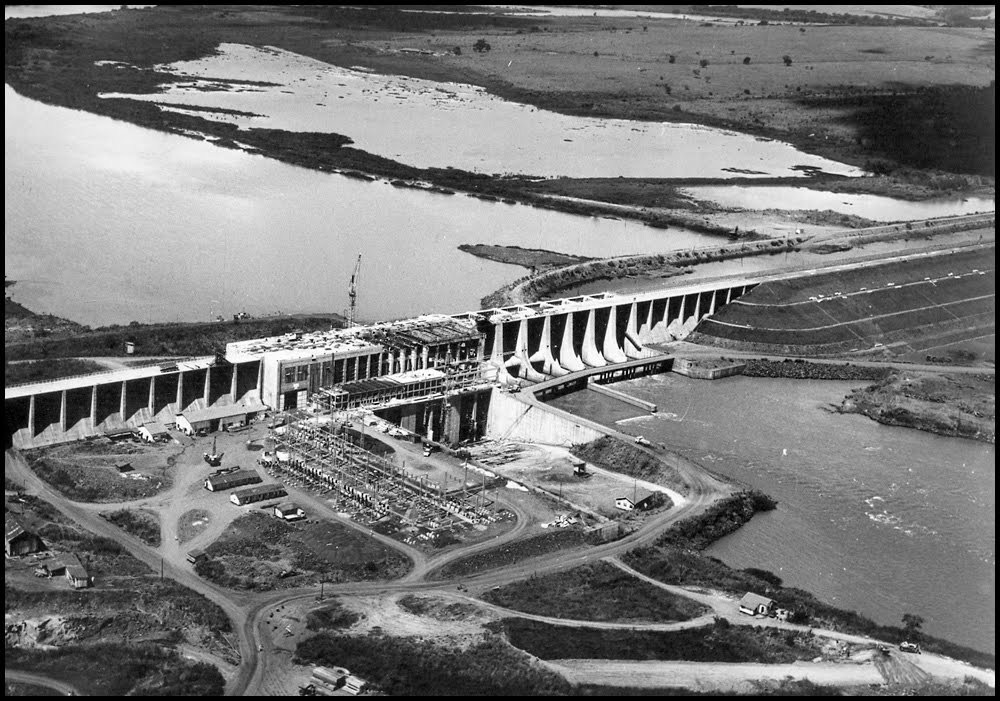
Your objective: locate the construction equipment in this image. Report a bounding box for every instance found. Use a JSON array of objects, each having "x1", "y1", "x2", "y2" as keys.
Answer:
[
  {"x1": 346, "y1": 254, "x2": 361, "y2": 328},
  {"x1": 203, "y1": 436, "x2": 223, "y2": 467}
]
